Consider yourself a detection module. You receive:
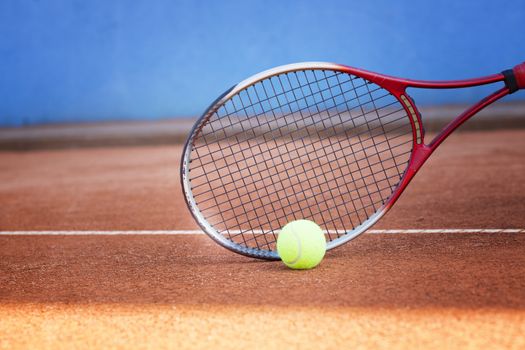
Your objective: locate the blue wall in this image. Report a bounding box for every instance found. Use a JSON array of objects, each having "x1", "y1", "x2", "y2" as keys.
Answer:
[{"x1": 1, "y1": 0, "x2": 524, "y2": 127}]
